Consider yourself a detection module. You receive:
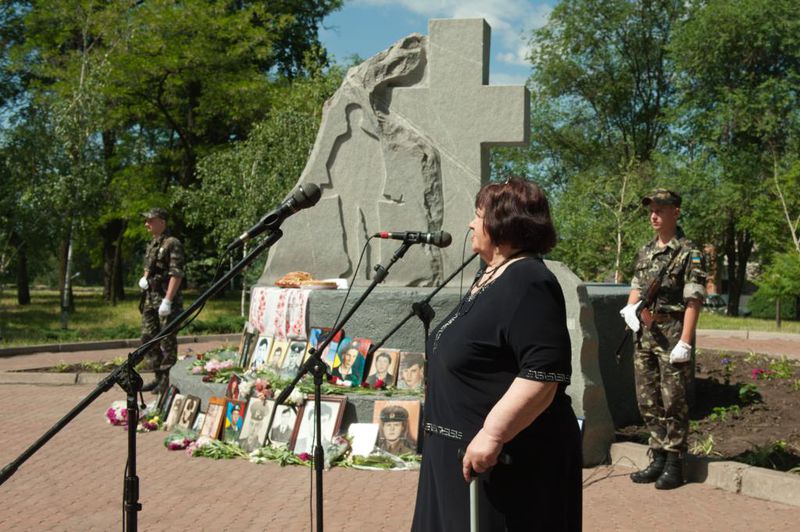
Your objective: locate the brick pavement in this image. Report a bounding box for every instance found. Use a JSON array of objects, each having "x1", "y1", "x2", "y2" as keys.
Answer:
[
  {"x1": 0, "y1": 381, "x2": 797, "y2": 531},
  {"x1": 1, "y1": 336, "x2": 800, "y2": 530}
]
